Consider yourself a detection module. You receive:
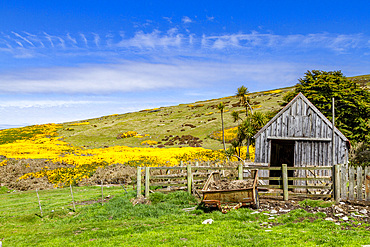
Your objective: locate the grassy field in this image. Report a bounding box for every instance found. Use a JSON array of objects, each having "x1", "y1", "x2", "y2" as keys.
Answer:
[
  {"x1": 1, "y1": 186, "x2": 370, "y2": 247},
  {"x1": 55, "y1": 74, "x2": 369, "y2": 151},
  {"x1": 57, "y1": 87, "x2": 294, "y2": 150}
]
